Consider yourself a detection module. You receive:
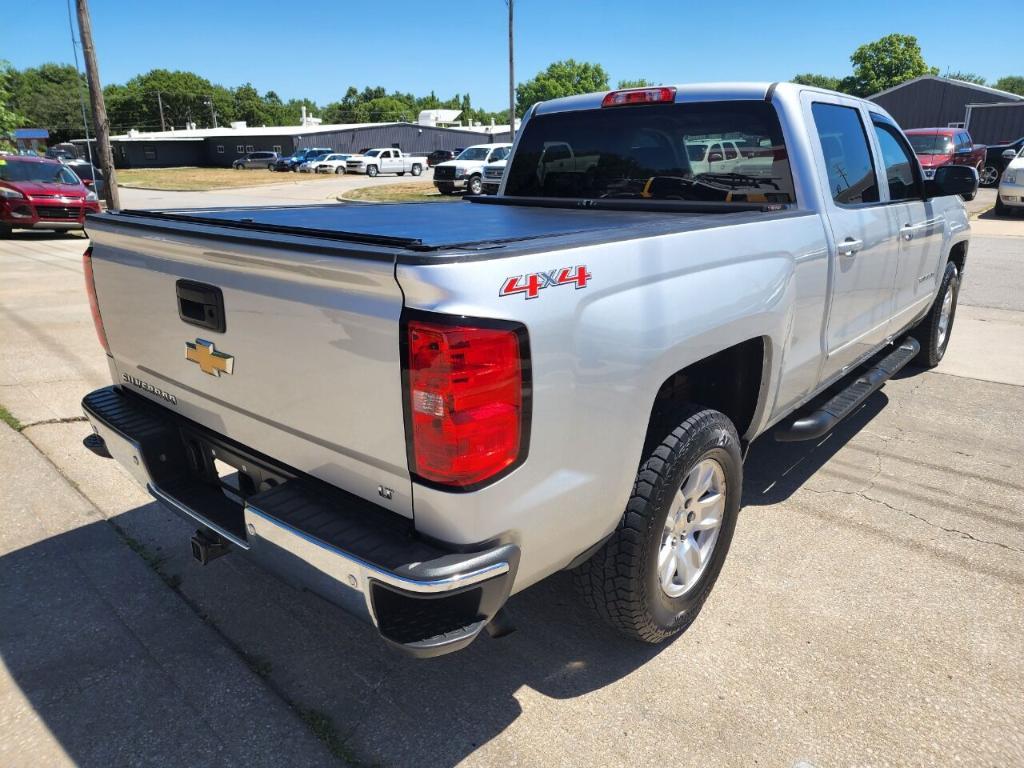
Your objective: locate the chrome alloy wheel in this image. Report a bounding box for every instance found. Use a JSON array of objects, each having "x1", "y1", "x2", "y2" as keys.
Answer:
[
  {"x1": 937, "y1": 282, "x2": 955, "y2": 350},
  {"x1": 979, "y1": 165, "x2": 999, "y2": 186},
  {"x1": 657, "y1": 458, "x2": 726, "y2": 598}
]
